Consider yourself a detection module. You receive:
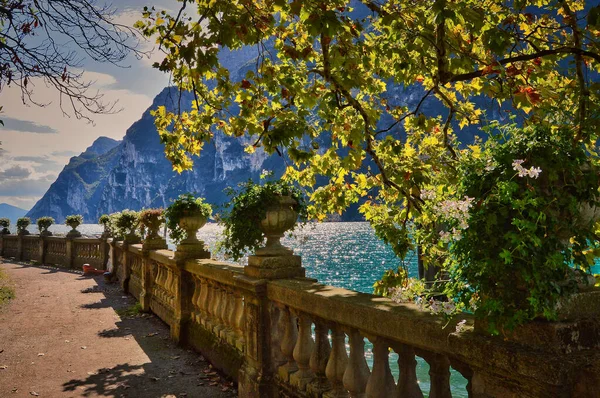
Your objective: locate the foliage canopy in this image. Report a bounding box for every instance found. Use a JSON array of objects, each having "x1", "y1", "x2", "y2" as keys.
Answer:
[{"x1": 140, "y1": 0, "x2": 600, "y2": 329}]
